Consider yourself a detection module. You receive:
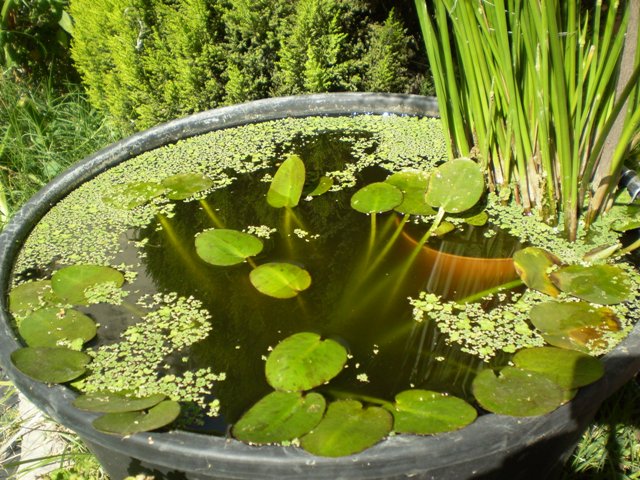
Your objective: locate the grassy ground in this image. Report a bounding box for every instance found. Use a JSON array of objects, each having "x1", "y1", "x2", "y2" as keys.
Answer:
[{"x1": 0, "y1": 74, "x2": 638, "y2": 479}]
